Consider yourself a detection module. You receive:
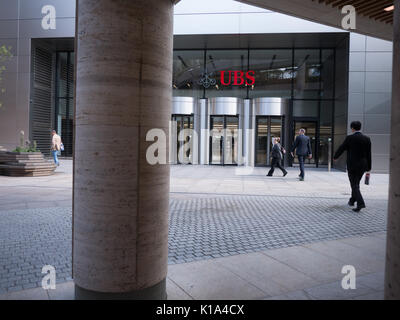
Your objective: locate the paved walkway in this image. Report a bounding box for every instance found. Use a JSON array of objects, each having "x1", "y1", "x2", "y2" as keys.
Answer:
[
  {"x1": 0, "y1": 160, "x2": 389, "y2": 299},
  {"x1": 0, "y1": 232, "x2": 386, "y2": 300}
]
